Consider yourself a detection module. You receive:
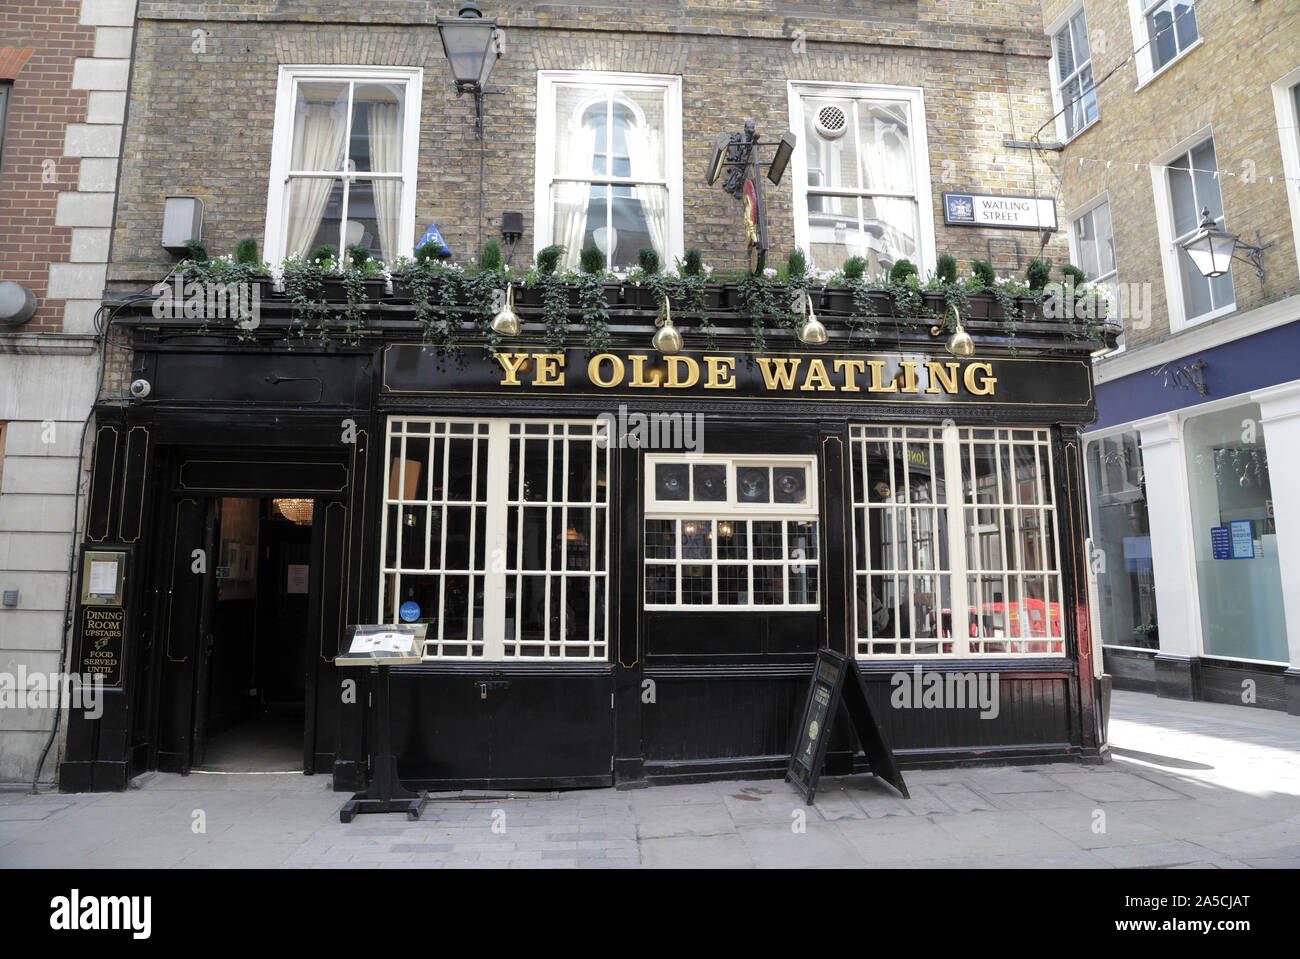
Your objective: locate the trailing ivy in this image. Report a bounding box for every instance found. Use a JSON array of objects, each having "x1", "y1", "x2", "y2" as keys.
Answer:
[
  {"x1": 281, "y1": 254, "x2": 329, "y2": 347},
  {"x1": 737, "y1": 269, "x2": 780, "y2": 353},
  {"x1": 578, "y1": 271, "x2": 610, "y2": 354}
]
